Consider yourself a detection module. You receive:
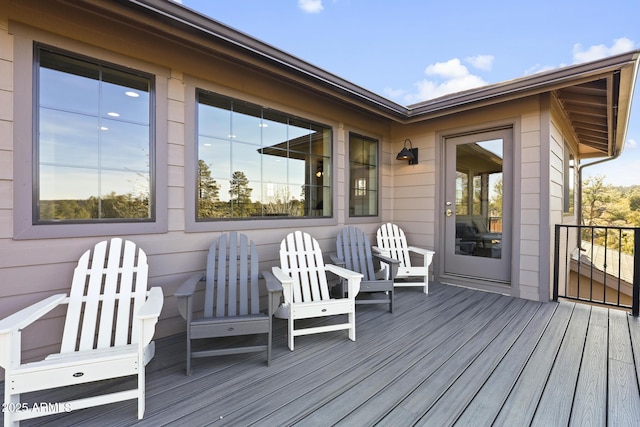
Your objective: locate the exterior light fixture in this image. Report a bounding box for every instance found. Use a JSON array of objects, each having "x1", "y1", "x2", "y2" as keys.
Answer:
[{"x1": 396, "y1": 139, "x2": 418, "y2": 165}]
